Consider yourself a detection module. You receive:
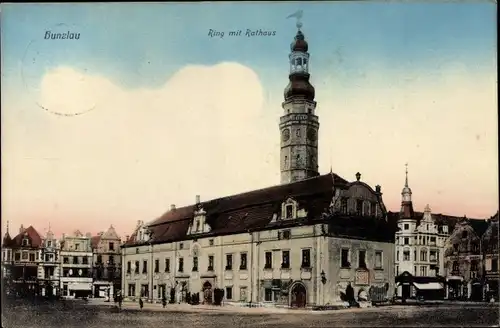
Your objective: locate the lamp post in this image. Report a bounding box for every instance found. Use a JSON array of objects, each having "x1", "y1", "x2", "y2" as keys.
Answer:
[{"x1": 149, "y1": 233, "x2": 154, "y2": 303}]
